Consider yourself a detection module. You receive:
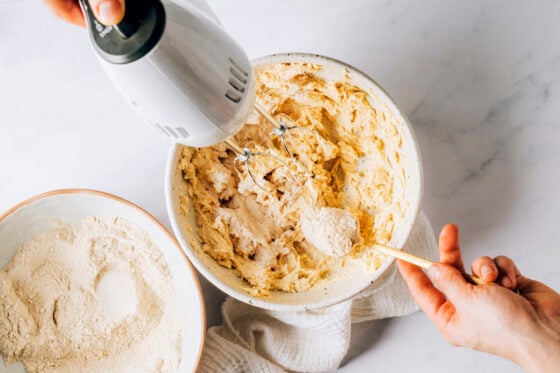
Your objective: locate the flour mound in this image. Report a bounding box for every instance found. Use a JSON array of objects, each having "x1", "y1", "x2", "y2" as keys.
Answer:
[
  {"x1": 300, "y1": 207, "x2": 358, "y2": 257},
  {"x1": 0, "y1": 216, "x2": 184, "y2": 373}
]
